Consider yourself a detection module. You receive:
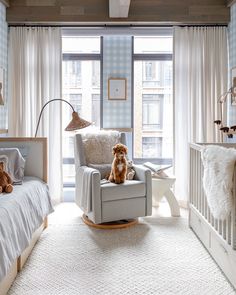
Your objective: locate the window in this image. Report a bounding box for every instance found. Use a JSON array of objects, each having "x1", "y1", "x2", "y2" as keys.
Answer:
[
  {"x1": 69, "y1": 94, "x2": 82, "y2": 113},
  {"x1": 142, "y1": 137, "x2": 162, "y2": 158},
  {"x1": 134, "y1": 36, "x2": 172, "y2": 54},
  {"x1": 92, "y1": 60, "x2": 100, "y2": 87},
  {"x1": 64, "y1": 61, "x2": 81, "y2": 87},
  {"x1": 142, "y1": 94, "x2": 163, "y2": 130},
  {"x1": 62, "y1": 36, "x2": 101, "y2": 187},
  {"x1": 92, "y1": 94, "x2": 100, "y2": 127},
  {"x1": 133, "y1": 36, "x2": 173, "y2": 163}
]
